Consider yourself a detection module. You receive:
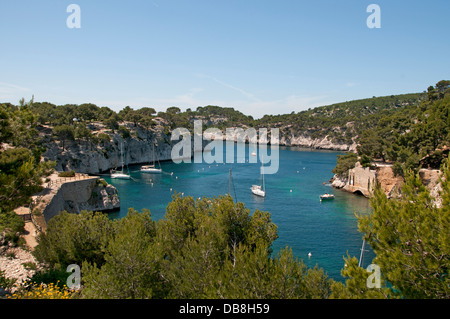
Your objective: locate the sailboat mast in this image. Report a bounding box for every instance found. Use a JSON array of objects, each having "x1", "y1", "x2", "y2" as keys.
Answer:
[
  {"x1": 121, "y1": 143, "x2": 124, "y2": 171},
  {"x1": 261, "y1": 154, "x2": 265, "y2": 192},
  {"x1": 262, "y1": 165, "x2": 265, "y2": 192},
  {"x1": 358, "y1": 238, "x2": 366, "y2": 267},
  {"x1": 229, "y1": 168, "x2": 232, "y2": 196},
  {"x1": 153, "y1": 142, "x2": 156, "y2": 166}
]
